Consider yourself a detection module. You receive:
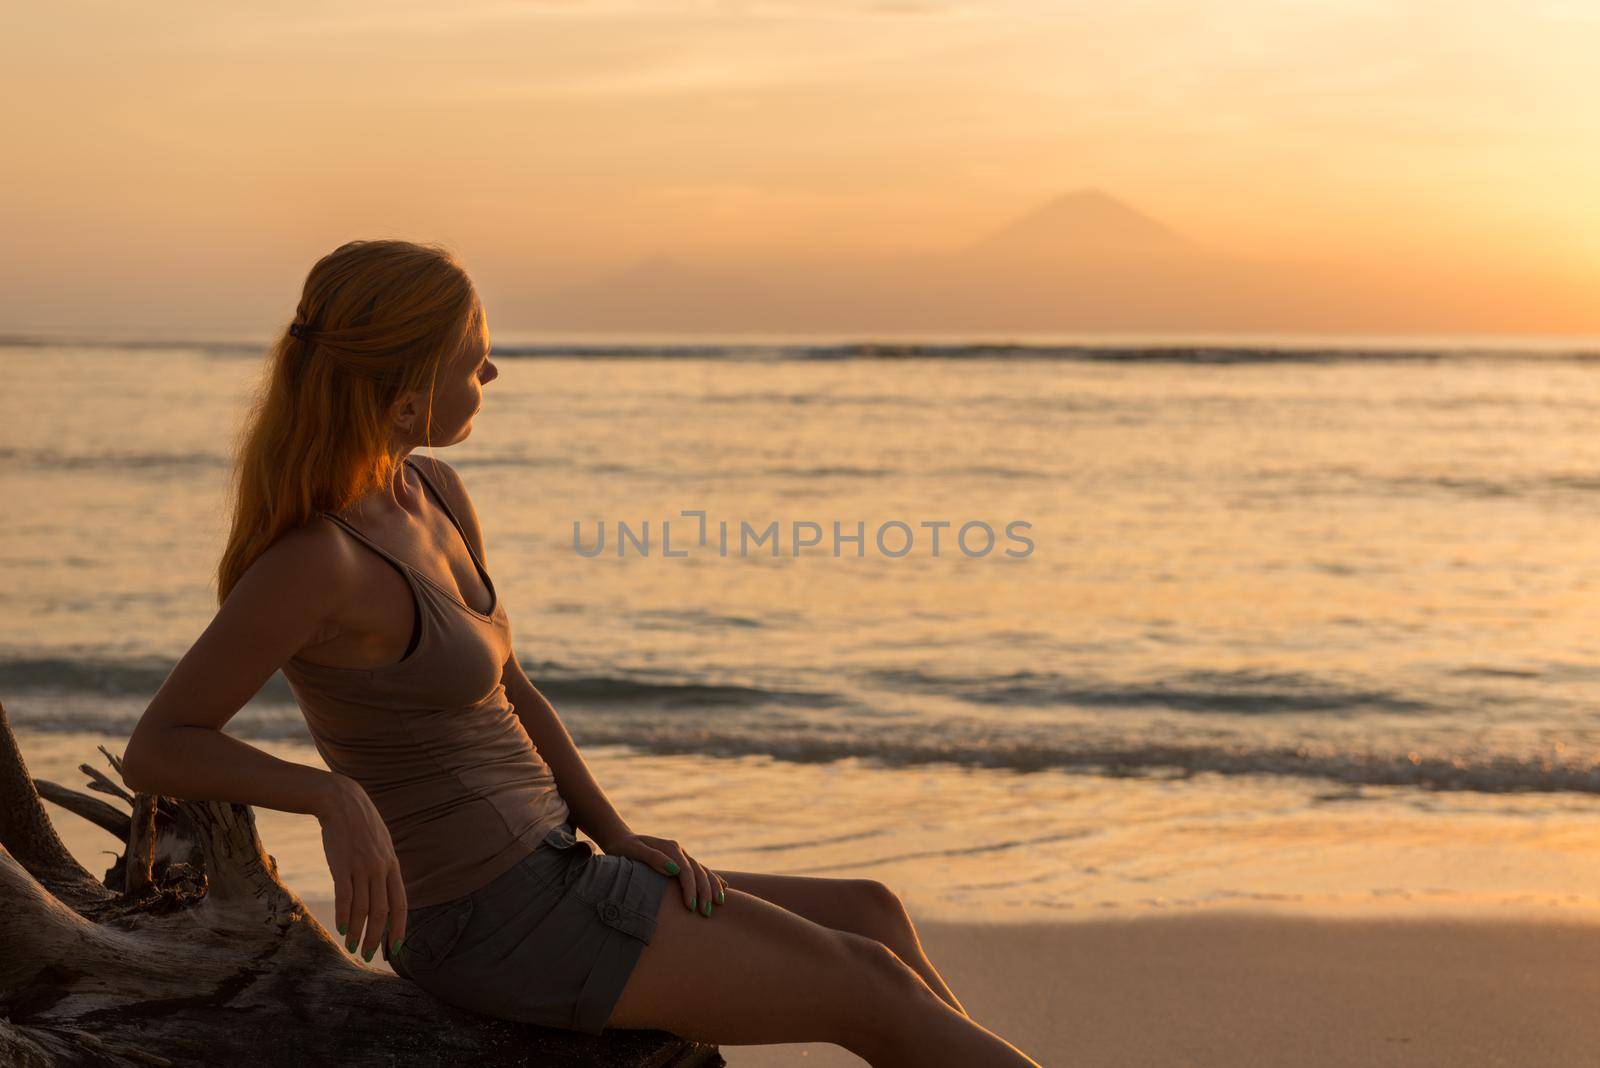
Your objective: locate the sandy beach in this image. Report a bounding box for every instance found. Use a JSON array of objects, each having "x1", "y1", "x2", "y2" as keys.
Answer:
[
  {"x1": 714, "y1": 910, "x2": 1600, "y2": 1067},
  {"x1": 17, "y1": 726, "x2": 1596, "y2": 1066},
  {"x1": 292, "y1": 891, "x2": 1600, "y2": 1067}
]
